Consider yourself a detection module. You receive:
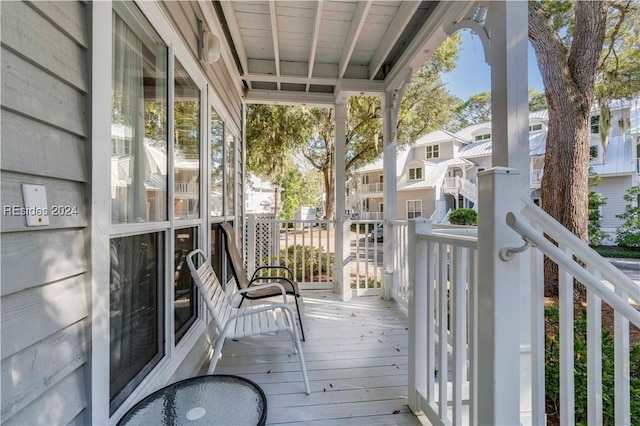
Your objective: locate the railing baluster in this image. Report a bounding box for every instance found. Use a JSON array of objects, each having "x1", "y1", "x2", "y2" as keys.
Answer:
[
  {"x1": 558, "y1": 243, "x2": 575, "y2": 426},
  {"x1": 614, "y1": 287, "x2": 631, "y2": 426},
  {"x1": 468, "y1": 248, "x2": 478, "y2": 425},
  {"x1": 426, "y1": 240, "x2": 436, "y2": 405},
  {"x1": 452, "y1": 246, "x2": 467, "y2": 425},
  {"x1": 586, "y1": 267, "x2": 603, "y2": 426},
  {"x1": 530, "y1": 226, "x2": 546, "y2": 426},
  {"x1": 438, "y1": 242, "x2": 449, "y2": 421}
]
